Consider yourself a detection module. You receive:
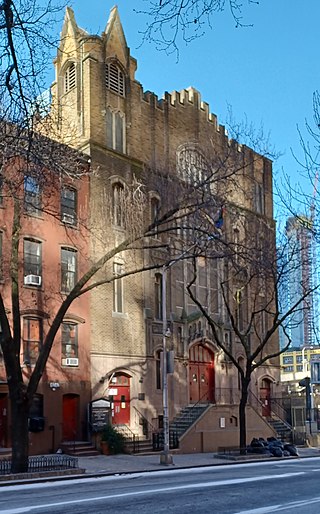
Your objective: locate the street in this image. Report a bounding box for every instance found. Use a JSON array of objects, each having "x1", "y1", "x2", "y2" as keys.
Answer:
[{"x1": 1, "y1": 457, "x2": 320, "y2": 513}]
